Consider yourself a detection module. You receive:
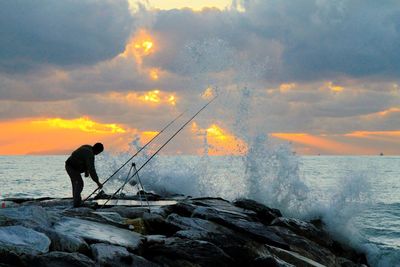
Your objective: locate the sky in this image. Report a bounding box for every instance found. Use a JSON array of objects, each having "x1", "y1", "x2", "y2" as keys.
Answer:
[{"x1": 0, "y1": 0, "x2": 399, "y2": 155}]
